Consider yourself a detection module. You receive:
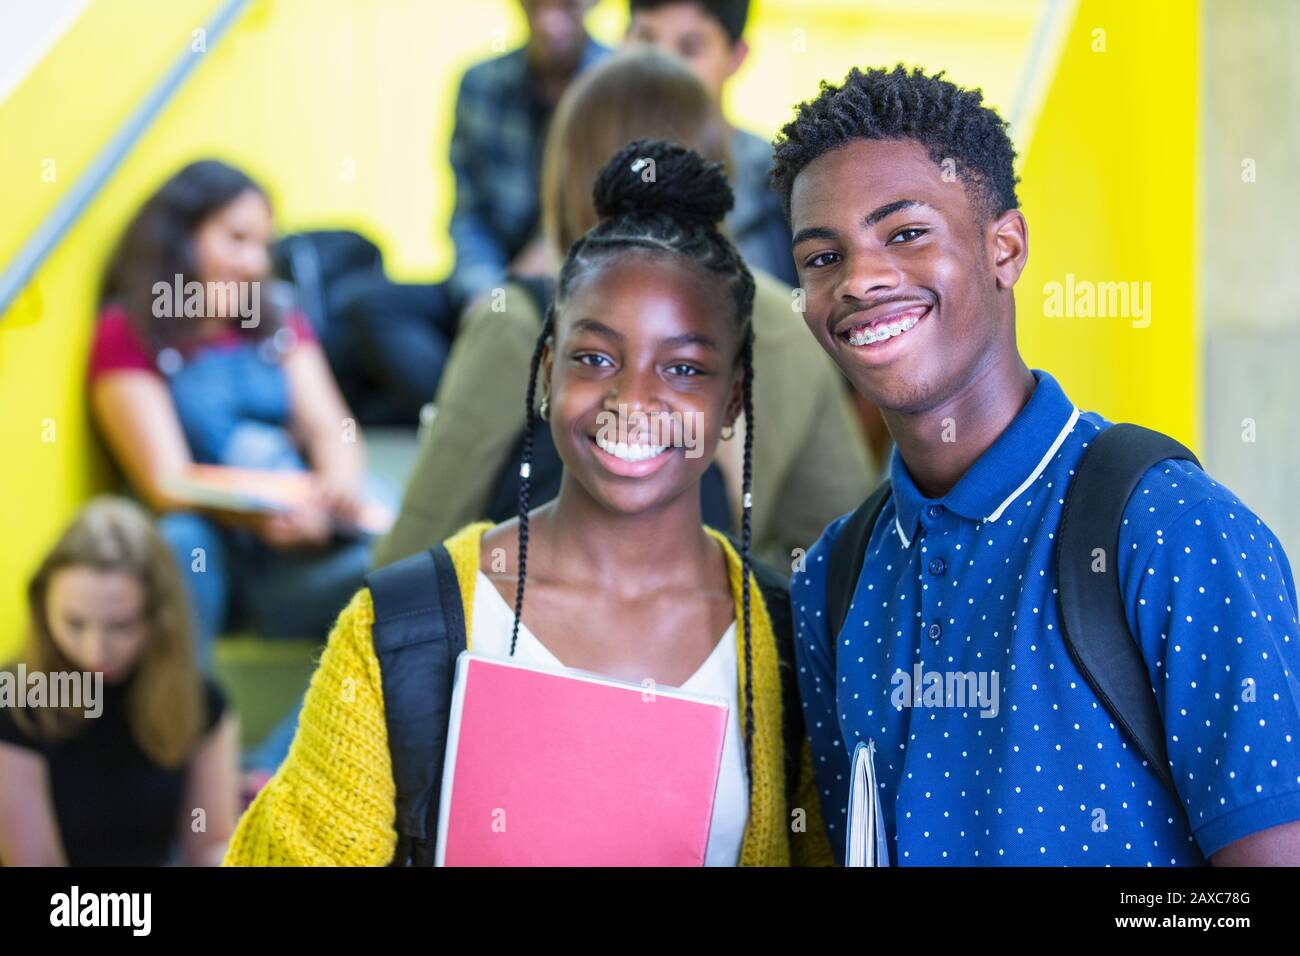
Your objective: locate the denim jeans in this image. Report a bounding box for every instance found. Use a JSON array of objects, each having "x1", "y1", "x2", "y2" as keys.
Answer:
[
  {"x1": 157, "y1": 513, "x2": 373, "y2": 667},
  {"x1": 156, "y1": 335, "x2": 385, "y2": 771},
  {"x1": 157, "y1": 513, "x2": 375, "y2": 773}
]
